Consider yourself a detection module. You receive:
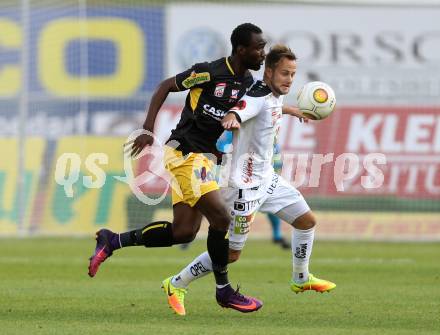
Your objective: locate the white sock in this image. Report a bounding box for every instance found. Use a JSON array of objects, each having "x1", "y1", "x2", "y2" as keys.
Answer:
[
  {"x1": 171, "y1": 251, "x2": 213, "y2": 289},
  {"x1": 292, "y1": 227, "x2": 315, "y2": 283}
]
